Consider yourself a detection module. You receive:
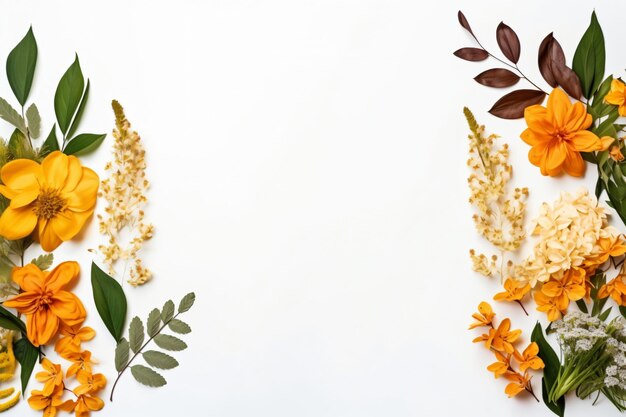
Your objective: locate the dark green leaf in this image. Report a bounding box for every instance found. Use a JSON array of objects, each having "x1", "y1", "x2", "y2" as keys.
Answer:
[
  {"x1": 0, "y1": 306, "x2": 26, "y2": 333},
  {"x1": 575, "y1": 299, "x2": 589, "y2": 314},
  {"x1": 66, "y1": 80, "x2": 89, "y2": 139},
  {"x1": 161, "y1": 300, "x2": 174, "y2": 323},
  {"x1": 168, "y1": 319, "x2": 191, "y2": 334},
  {"x1": 30, "y1": 253, "x2": 53, "y2": 271},
  {"x1": 532, "y1": 321, "x2": 564, "y2": 415},
  {"x1": 593, "y1": 75, "x2": 614, "y2": 106},
  {"x1": 0, "y1": 98, "x2": 26, "y2": 134},
  {"x1": 142, "y1": 350, "x2": 179, "y2": 370},
  {"x1": 620, "y1": 306, "x2": 626, "y2": 320},
  {"x1": 63, "y1": 133, "x2": 105, "y2": 155},
  {"x1": 8, "y1": 129, "x2": 30, "y2": 158},
  {"x1": 129, "y1": 316, "x2": 145, "y2": 354},
  {"x1": 599, "y1": 307, "x2": 612, "y2": 321},
  {"x1": 147, "y1": 308, "x2": 161, "y2": 338},
  {"x1": 6, "y1": 27, "x2": 37, "y2": 106},
  {"x1": 13, "y1": 337, "x2": 38, "y2": 397},
  {"x1": 115, "y1": 338, "x2": 129, "y2": 372},
  {"x1": 573, "y1": 11, "x2": 605, "y2": 98},
  {"x1": 25, "y1": 103, "x2": 40, "y2": 139},
  {"x1": 153, "y1": 334, "x2": 187, "y2": 351},
  {"x1": 54, "y1": 55, "x2": 84, "y2": 134},
  {"x1": 41, "y1": 125, "x2": 59, "y2": 157},
  {"x1": 131, "y1": 365, "x2": 167, "y2": 387},
  {"x1": 178, "y1": 292, "x2": 196, "y2": 313},
  {"x1": 542, "y1": 378, "x2": 565, "y2": 417},
  {"x1": 91, "y1": 262, "x2": 127, "y2": 342}
]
